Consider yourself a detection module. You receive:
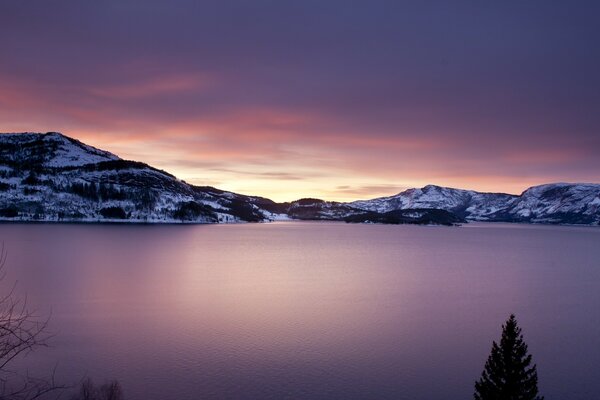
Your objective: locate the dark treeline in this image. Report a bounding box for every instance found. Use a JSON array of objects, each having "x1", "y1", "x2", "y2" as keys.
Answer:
[{"x1": 68, "y1": 182, "x2": 127, "y2": 202}]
